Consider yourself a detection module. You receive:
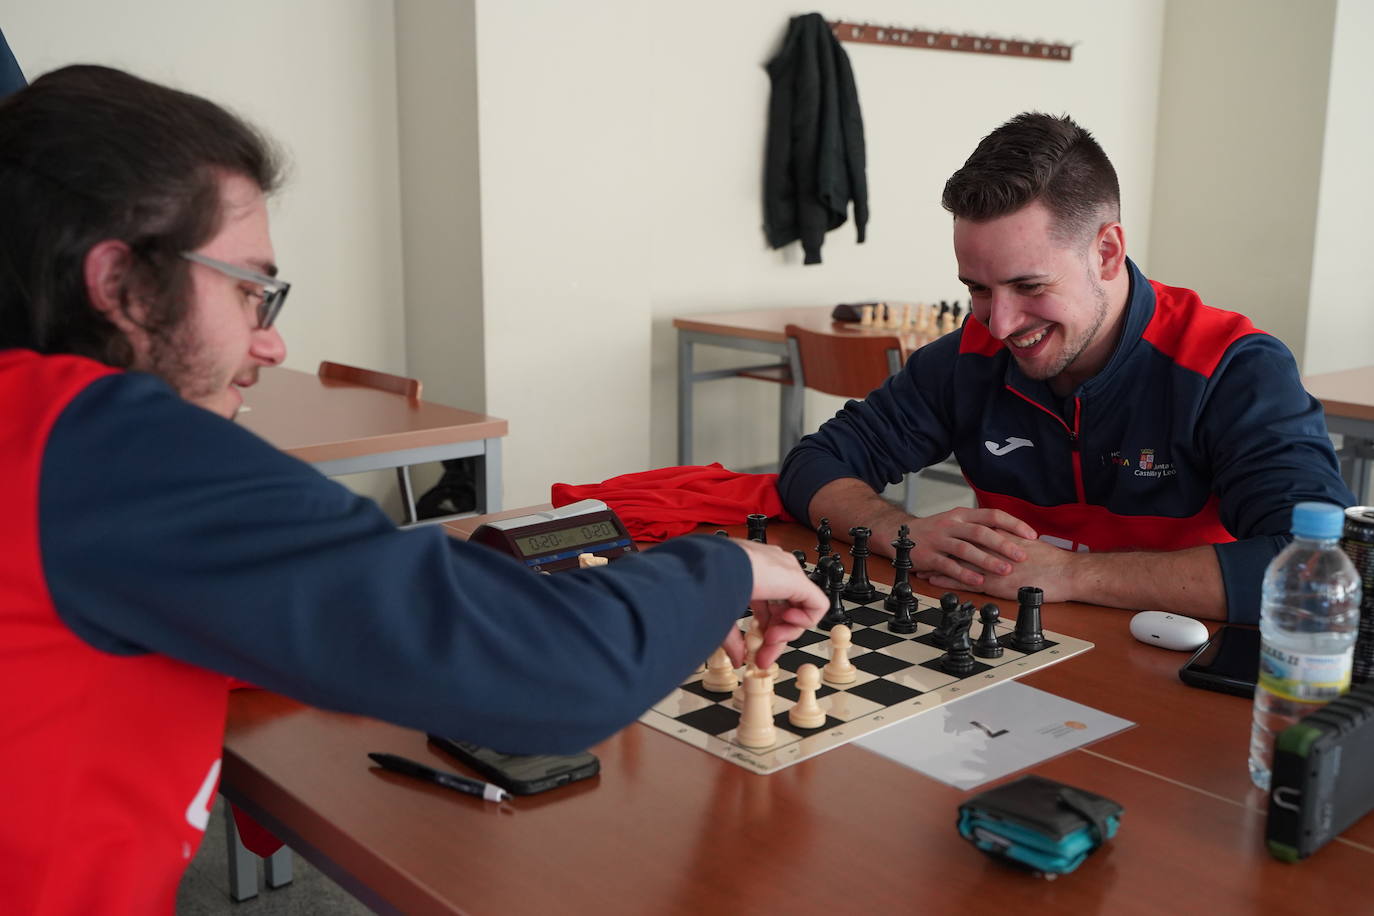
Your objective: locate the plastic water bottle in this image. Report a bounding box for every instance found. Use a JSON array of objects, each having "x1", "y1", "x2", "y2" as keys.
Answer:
[{"x1": 1248, "y1": 502, "x2": 1361, "y2": 791}]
